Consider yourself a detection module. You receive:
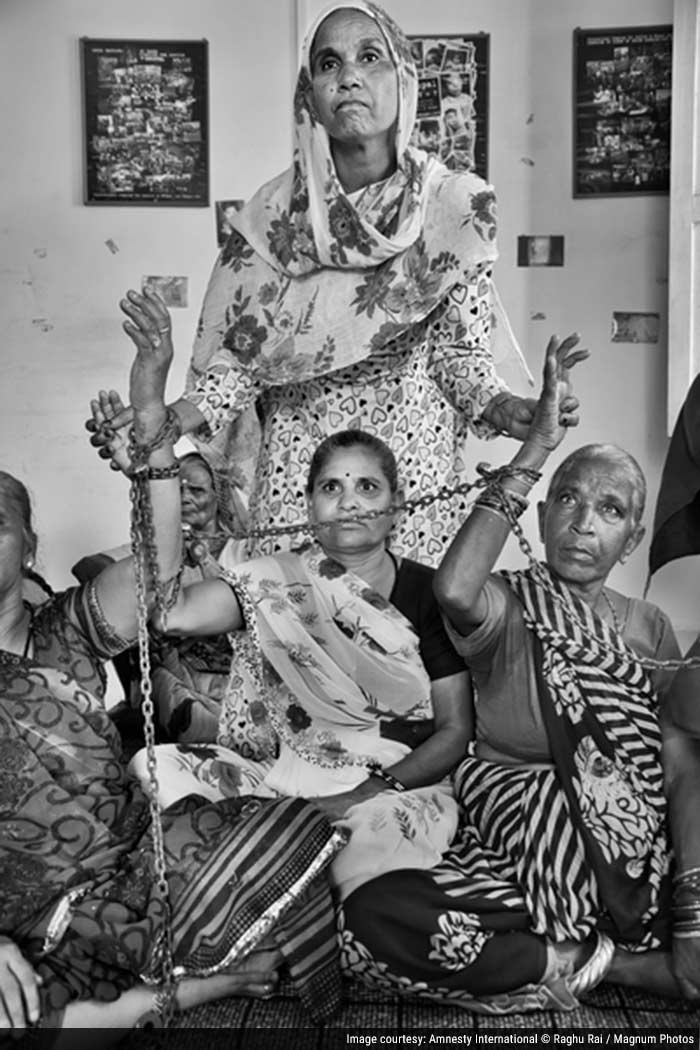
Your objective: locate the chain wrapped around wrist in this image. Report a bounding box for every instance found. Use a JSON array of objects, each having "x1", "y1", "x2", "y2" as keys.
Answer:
[{"x1": 128, "y1": 407, "x2": 182, "y2": 475}]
